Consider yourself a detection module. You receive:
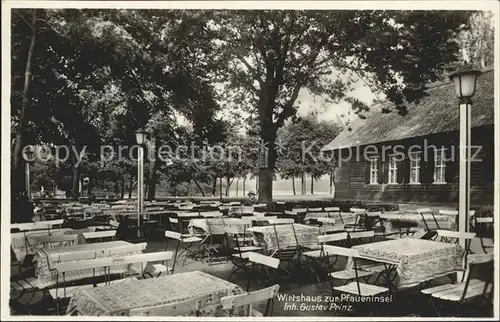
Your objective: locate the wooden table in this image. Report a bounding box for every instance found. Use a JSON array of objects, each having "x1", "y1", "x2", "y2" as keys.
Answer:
[
  {"x1": 35, "y1": 241, "x2": 144, "y2": 288},
  {"x1": 66, "y1": 271, "x2": 246, "y2": 316},
  {"x1": 345, "y1": 239, "x2": 464, "y2": 288}
]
